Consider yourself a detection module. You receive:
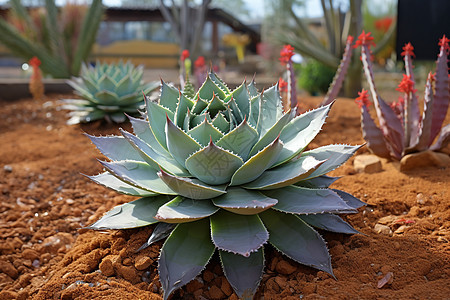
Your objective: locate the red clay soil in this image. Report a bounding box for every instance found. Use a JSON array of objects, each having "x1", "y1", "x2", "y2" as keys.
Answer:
[{"x1": 0, "y1": 93, "x2": 449, "y2": 300}]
